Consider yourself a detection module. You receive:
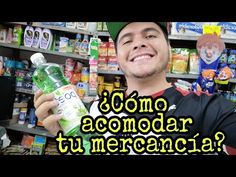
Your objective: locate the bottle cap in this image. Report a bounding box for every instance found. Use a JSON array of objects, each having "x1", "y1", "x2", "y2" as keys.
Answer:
[{"x1": 30, "y1": 53, "x2": 46, "y2": 67}]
